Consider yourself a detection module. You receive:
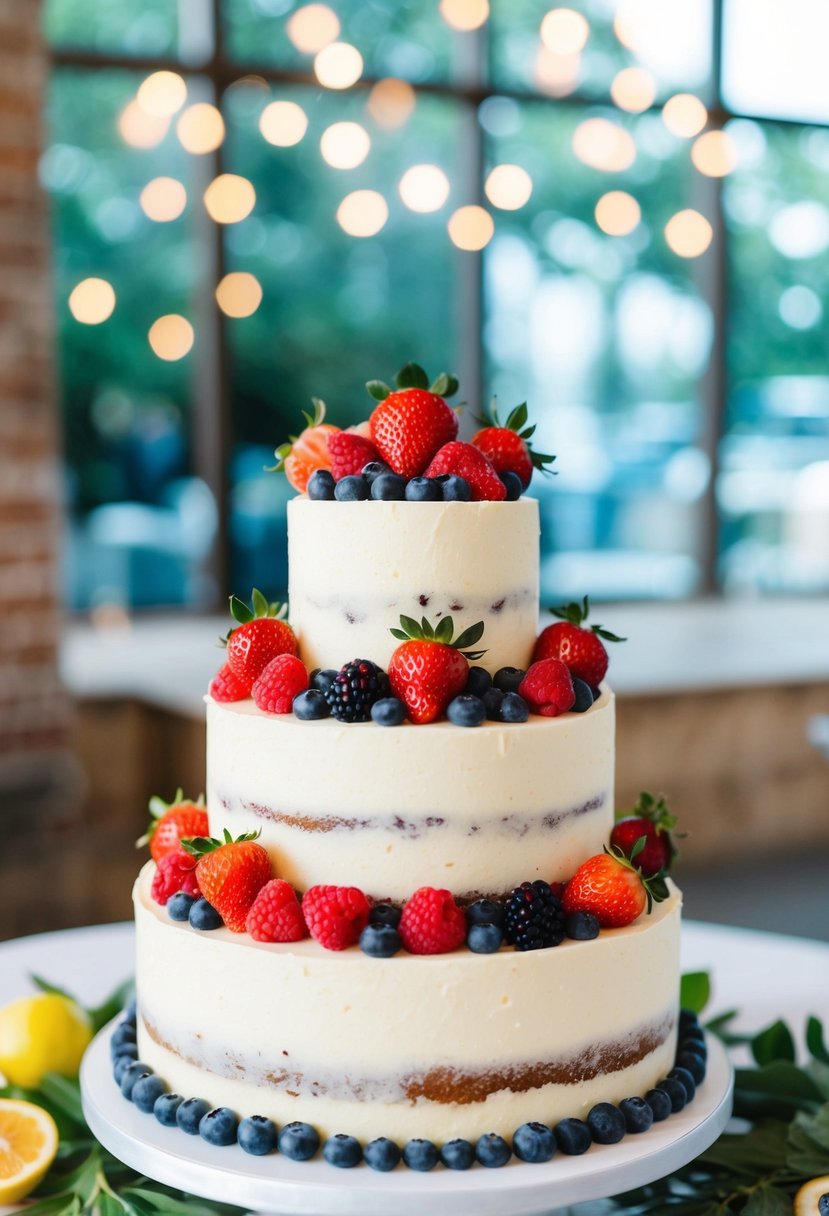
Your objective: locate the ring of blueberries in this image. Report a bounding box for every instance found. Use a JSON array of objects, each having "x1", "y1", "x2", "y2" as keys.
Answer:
[
  {"x1": 112, "y1": 1004, "x2": 708, "y2": 1171},
  {"x1": 307, "y1": 464, "x2": 525, "y2": 505}
]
